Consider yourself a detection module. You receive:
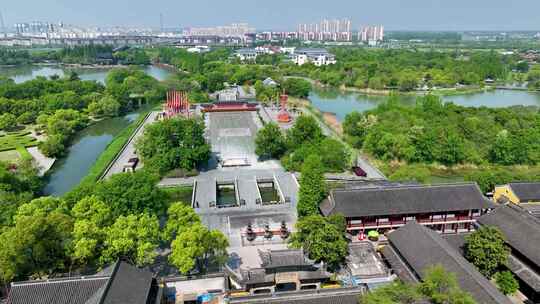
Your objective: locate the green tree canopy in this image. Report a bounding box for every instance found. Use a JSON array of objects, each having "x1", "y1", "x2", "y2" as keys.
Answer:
[
  {"x1": 464, "y1": 226, "x2": 509, "y2": 277},
  {"x1": 163, "y1": 202, "x2": 201, "y2": 241},
  {"x1": 419, "y1": 265, "x2": 476, "y2": 304},
  {"x1": 255, "y1": 122, "x2": 287, "y2": 159},
  {"x1": 287, "y1": 115, "x2": 323, "y2": 149},
  {"x1": 289, "y1": 214, "x2": 348, "y2": 269},
  {"x1": 135, "y1": 117, "x2": 210, "y2": 175},
  {"x1": 101, "y1": 213, "x2": 160, "y2": 266},
  {"x1": 92, "y1": 170, "x2": 167, "y2": 217},
  {"x1": 297, "y1": 154, "x2": 327, "y2": 217},
  {"x1": 169, "y1": 224, "x2": 229, "y2": 275}
]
